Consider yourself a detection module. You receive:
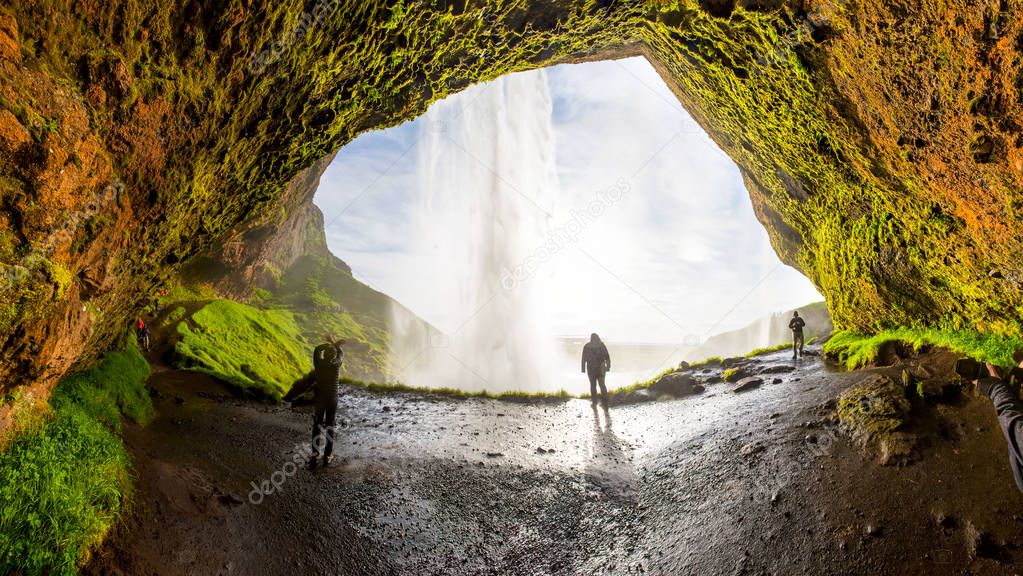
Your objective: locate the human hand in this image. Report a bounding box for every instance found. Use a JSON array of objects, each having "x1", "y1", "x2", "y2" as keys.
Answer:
[{"x1": 986, "y1": 363, "x2": 1002, "y2": 379}]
